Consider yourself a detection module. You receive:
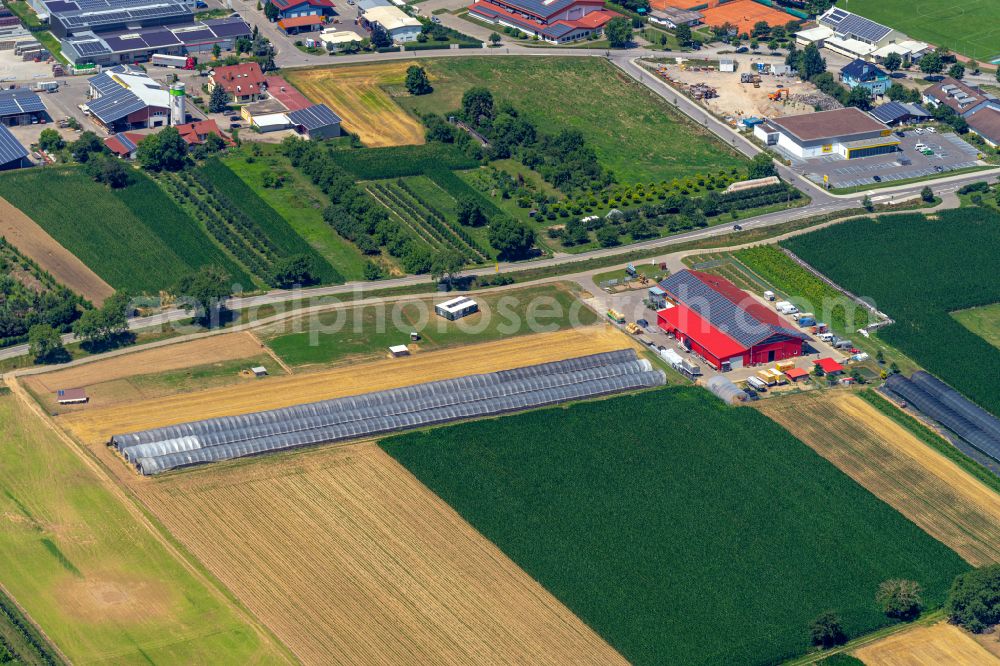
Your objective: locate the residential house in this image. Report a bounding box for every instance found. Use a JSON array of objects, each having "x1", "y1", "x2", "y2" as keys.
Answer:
[
  {"x1": 839, "y1": 59, "x2": 889, "y2": 96},
  {"x1": 209, "y1": 62, "x2": 268, "y2": 104},
  {"x1": 922, "y1": 77, "x2": 999, "y2": 118}
]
